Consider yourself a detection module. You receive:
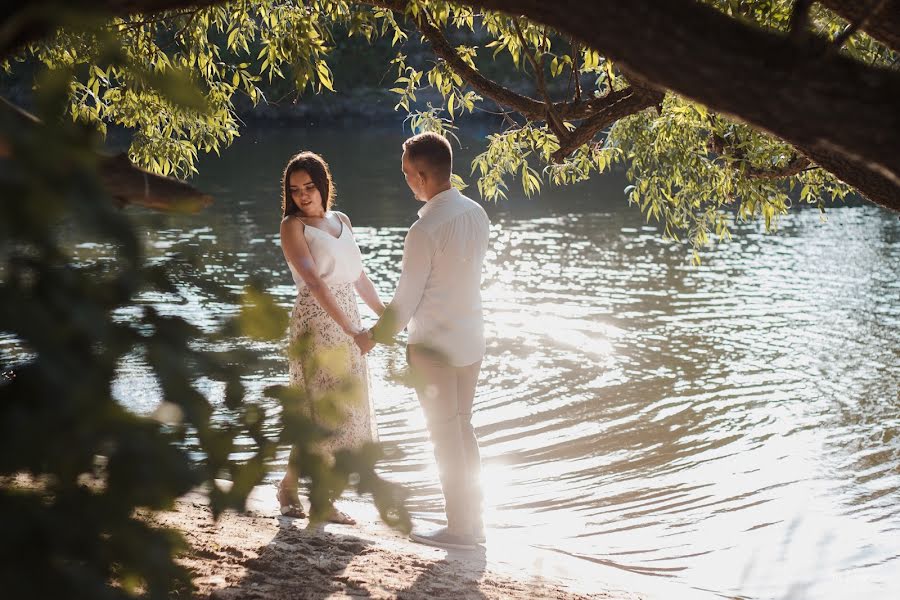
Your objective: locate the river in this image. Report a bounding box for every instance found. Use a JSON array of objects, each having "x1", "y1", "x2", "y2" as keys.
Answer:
[{"x1": 102, "y1": 123, "x2": 900, "y2": 599}]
